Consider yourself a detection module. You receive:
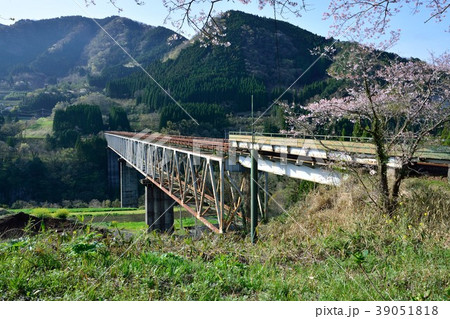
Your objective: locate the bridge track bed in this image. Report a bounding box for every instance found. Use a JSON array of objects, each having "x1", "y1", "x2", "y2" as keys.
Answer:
[{"x1": 106, "y1": 131, "x2": 229, "y2": 153}]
